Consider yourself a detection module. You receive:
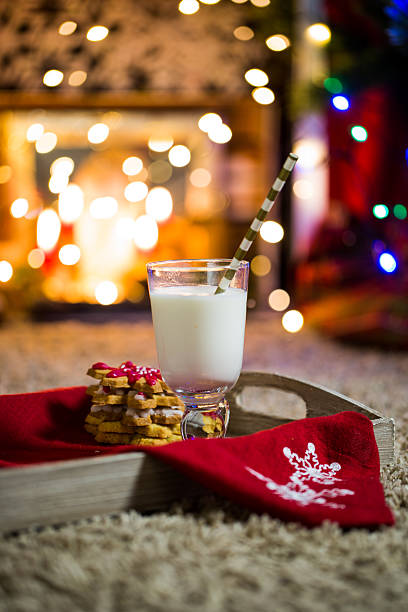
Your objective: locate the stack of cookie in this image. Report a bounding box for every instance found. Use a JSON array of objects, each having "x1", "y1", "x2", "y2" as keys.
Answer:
[{"x1": 84, "y1": 361, "x2": 185, "y2": 446}]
